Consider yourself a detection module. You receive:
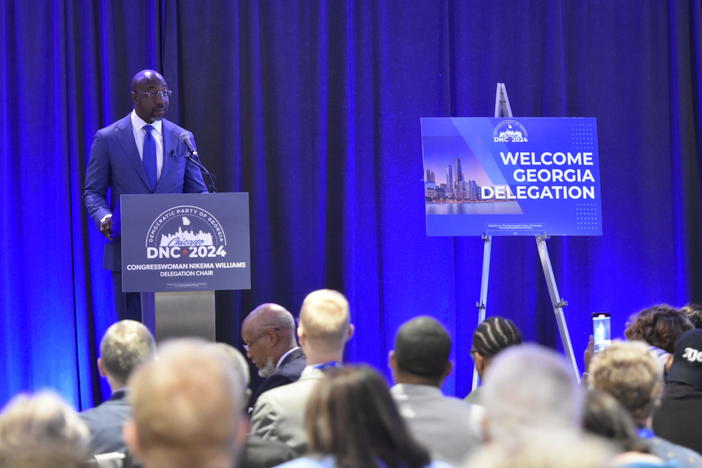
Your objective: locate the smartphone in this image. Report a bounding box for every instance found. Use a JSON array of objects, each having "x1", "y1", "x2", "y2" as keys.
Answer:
[{"x1": 592, "y1": 313, "x2": 611, "y2": 352}]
